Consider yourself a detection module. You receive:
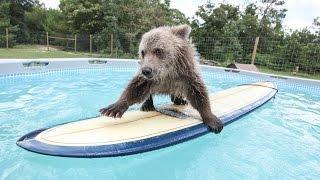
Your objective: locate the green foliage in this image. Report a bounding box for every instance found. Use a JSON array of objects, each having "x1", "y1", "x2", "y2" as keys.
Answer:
[
  {"x1": 0, "y1": 1, "x2": 10, "y2": 29},
  {"x1": 0, "y1": 0, "x2": 70, "y2": 46},
  {"x1": 60, "y1": 0, "x2": 189, "y2": 54},
  {"x1": 60, "y1": 0, "x2": 104, "y2": 34},
  {"x1": 24, "y1": 6, "x2": 47, "y2": 43},
  {"x1": 8, "y1": 0, "x2": 42, "y2": 43},
  {"x1": 0, "y1": 1, "x2": 19, "y2": 47},
  {"x1": 190, "y1": 1, "x2": 319, "y2": 75},
  {"x1": 45, "y1": 9, "x2": 69, "y2": 34},
  {"x1": 192, "y1": 3, "x2": 240, "y2": 37},
  {"x1": 0, "y1": 0, "x2": 319, "y2": 77}
]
